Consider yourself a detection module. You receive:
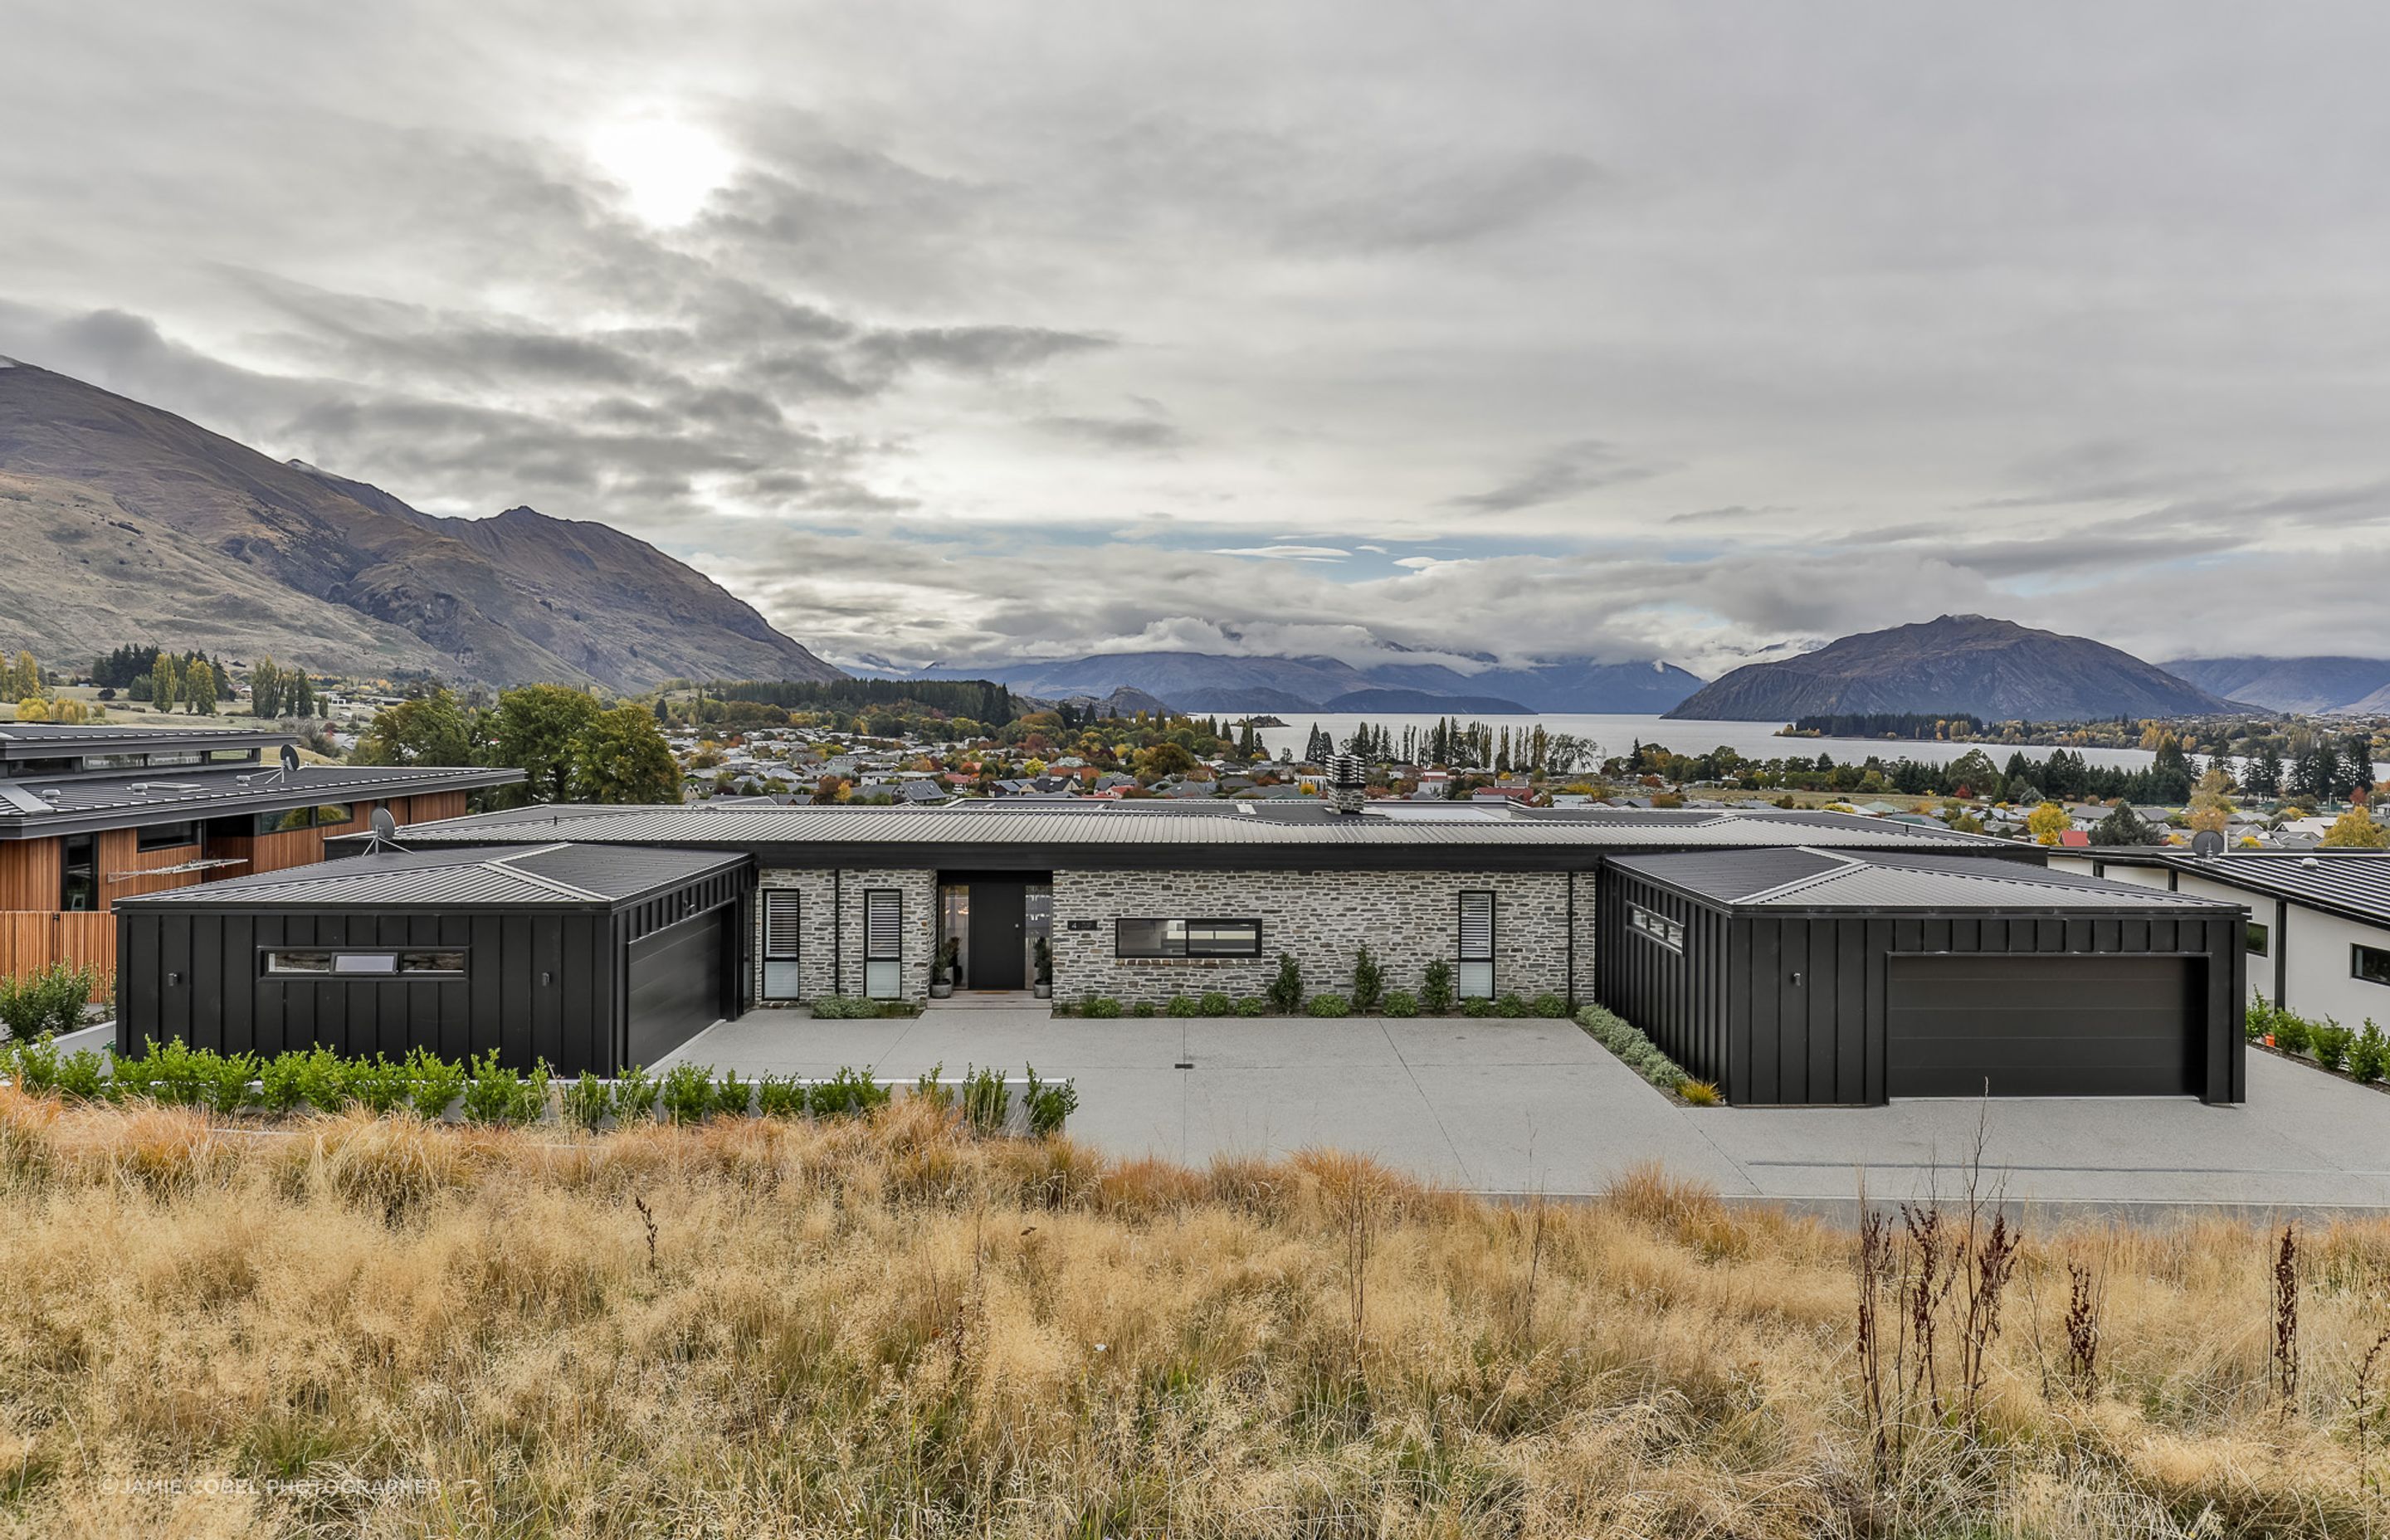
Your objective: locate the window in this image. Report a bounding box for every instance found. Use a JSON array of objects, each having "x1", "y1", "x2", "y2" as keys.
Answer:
[
  {"x1": 761, "y1": 889, "x2": 802, "y2": 999},
  {"x1": 2356, "y1": 944, "x2": 2390, "y2": 989},
  {"x1": 264, "y1": 950, "x2": 466, "y2": 977},
  {"x1": 1456, "y1": 890, "x2": 1495, "y2": 998},
  {"x1": 864, "y1": 888, "x2": 902, "y2": 998},
  {"x1": 313, "y1": 803, "x2": 354, "y2": 828},
  {"x1": 2245, "y1": 922, "x2": 2270, "y2": 958},
  {"x1": 1115, "y1": 919, "x2": 1263, "y2": 958},
  {"x1": 60, "y1": 834, "x2": 96, "y2": 912},
  {"x1": 1630, "y1": 904, "x2": 1685, "y2": 954},
  {"x1": 136, "y1": 822, "x2": 198, "y2": 853},
  {"x1": 251, "y1": 804, "x2": 355, "y2": 835}
]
